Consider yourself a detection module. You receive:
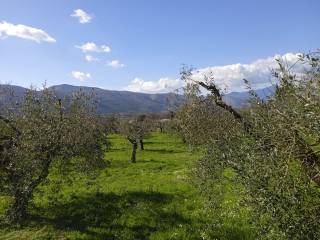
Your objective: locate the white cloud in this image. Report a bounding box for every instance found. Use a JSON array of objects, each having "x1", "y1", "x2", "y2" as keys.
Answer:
[
  {"x1": 125, "y1": 77, "x2": 181, "y2": 93},
  {"x1": 124, "y1": 53, "x2": 308, "y2": 93},
  {"x1": 76, "y1": 42, "x2": 111, "y2": 53},
  {"x1": 192, "y1": 52, "x2": 307, "y2": 92},
  {"x1": 85, "y1": 55, "x2": 99, "y2": 62},
  {"x1": 0, "y1": 21, "x2": 56, "y2": 43},
  {"x1": 71, "y1": 9, "x2": 92, "y2": 24},
  {"x1": 71, "y1": 71, "x2": 91, "y2": 81},
  {"x1": 108, "y1": 60, "x2": 125, "y2": 69}
]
